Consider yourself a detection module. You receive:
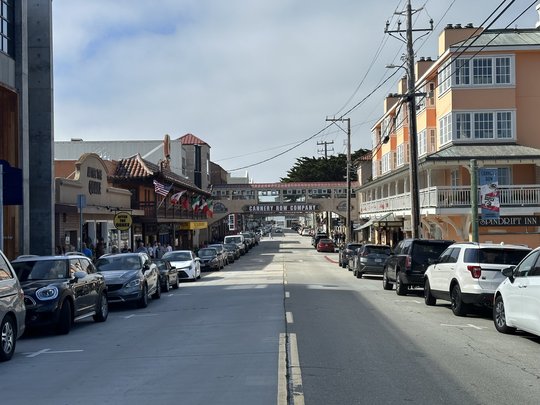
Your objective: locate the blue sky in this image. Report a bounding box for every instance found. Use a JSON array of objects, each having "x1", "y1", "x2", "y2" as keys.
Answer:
[{"x1": 52, "y1": 0, "x2": 540, "y2": 183}]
